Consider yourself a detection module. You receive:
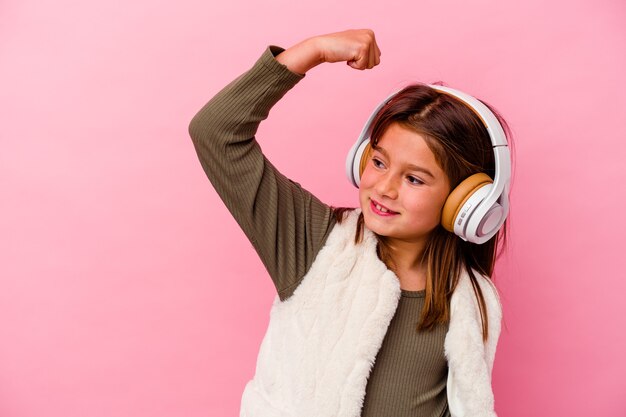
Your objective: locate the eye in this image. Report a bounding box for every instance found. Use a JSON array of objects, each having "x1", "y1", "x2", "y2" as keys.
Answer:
[
  {"x1": 407, "y1": 176, "x2": 424, "y2": 185},
  {"x1": 372, "y1": 158, "x2": 385, "y2": 169}
]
